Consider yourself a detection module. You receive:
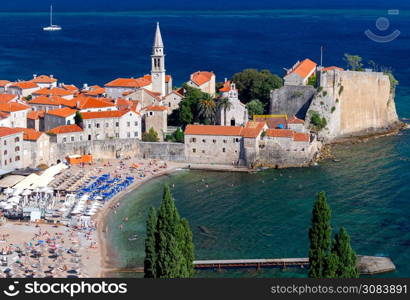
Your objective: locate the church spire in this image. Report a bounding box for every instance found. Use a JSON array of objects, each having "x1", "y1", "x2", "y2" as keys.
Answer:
[{"x1": 153, "y1": 22, "x2": 164, "y2": 48}]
